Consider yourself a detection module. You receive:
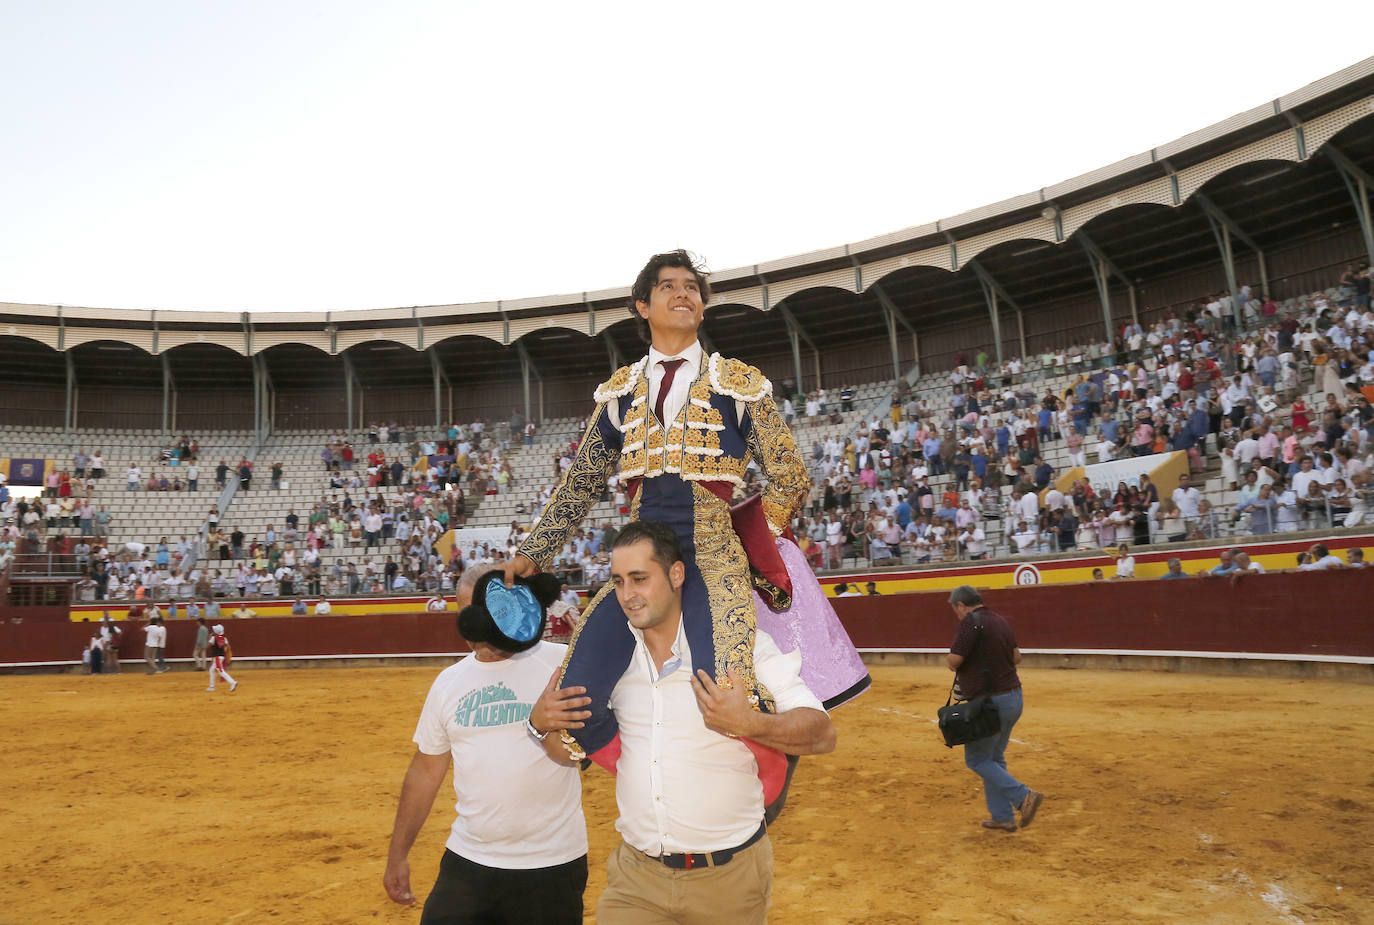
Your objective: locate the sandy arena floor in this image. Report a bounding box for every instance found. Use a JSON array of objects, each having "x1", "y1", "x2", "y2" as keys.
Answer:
[{"x1": 1, "y1": 663, "x2": 1371, "y2": 924}]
